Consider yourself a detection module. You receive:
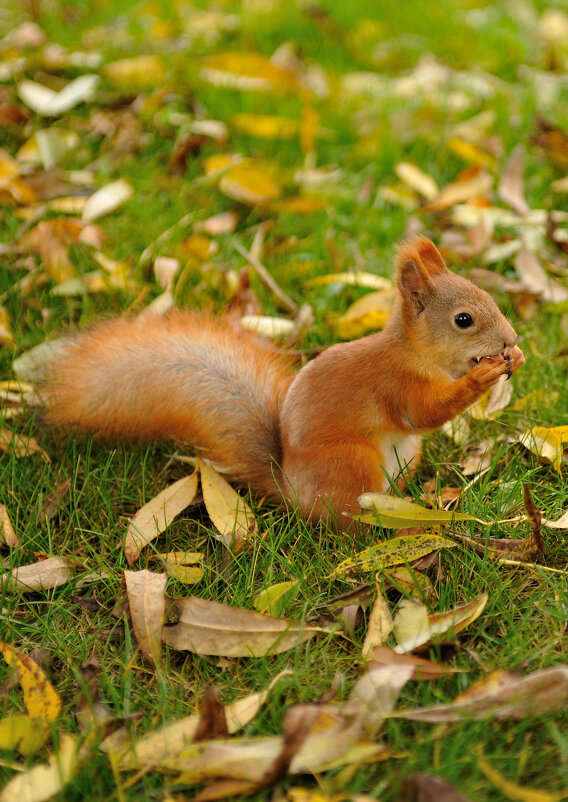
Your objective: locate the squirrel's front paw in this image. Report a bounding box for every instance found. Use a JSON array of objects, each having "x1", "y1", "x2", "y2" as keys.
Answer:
[
  {"x1": 467, "y1": 353, "x2": 508, "y2": 393},
  {"x1": 502, "y1": 344, "x2": 525, "y2": 379}
]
